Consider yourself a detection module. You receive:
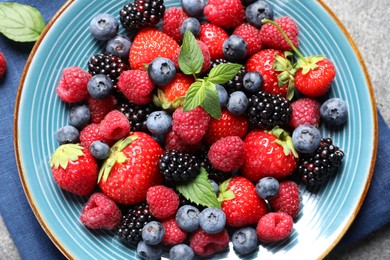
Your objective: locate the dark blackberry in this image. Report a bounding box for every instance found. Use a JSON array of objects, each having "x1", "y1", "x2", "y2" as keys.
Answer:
[
  {"x1": 210, "y1": 59, "x2": 246, "y2": 93},
  {"x1": 247, "y1": 91, "x2": 292, "y2": 130},
  {"x1": 159, "y1": 151, "x2": 200, "y2": 185},
  {"x1": 116, "y1": 99, "x2": 156, "y2": 132},
  {"x1": 119, "y1": 0, "x2": 165, "y2": 32},
  {"x1": 298, "y1": 138, "x2": 344, "y2": 188},
  {"x1": 88, "y1": 53, "x2": 128, "y2": 84},
  {"x1": 117, "y1": 202, "x2": 154, "y2": 245},
  {"x1": 199, "y1": 151, "x2": 232, "y2": 184}
]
